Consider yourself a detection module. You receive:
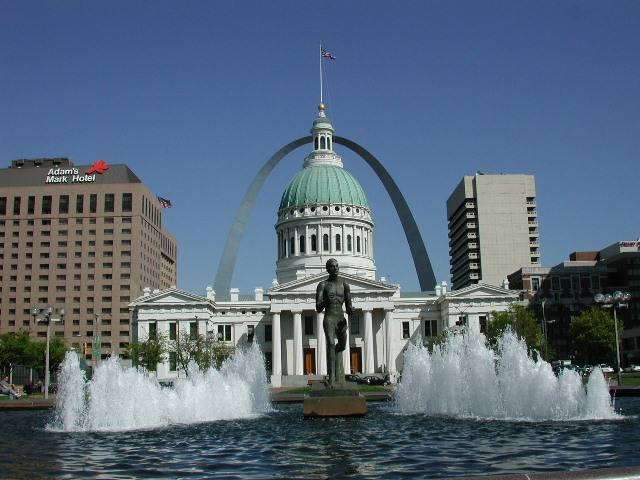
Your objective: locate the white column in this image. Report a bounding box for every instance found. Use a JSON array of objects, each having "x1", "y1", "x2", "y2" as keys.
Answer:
[
  {"x1": 293, "y1": 311, "x2": 303, "y2": 375},
  {"x1": 272, "y1": 313, "x2": 282, "y2": 381},
  {"x1": 343, "y1": 320, "x2": 351, "y2": 374},
  {"x1": 364, "y1": 309, "x2": 374, "y2": 374},
  {"x1": 317, "y1": 311, "x2": 326, "y2": 375},
  {"x1": 385, "y1": 309, "x2": 395, "y2": 376}
]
